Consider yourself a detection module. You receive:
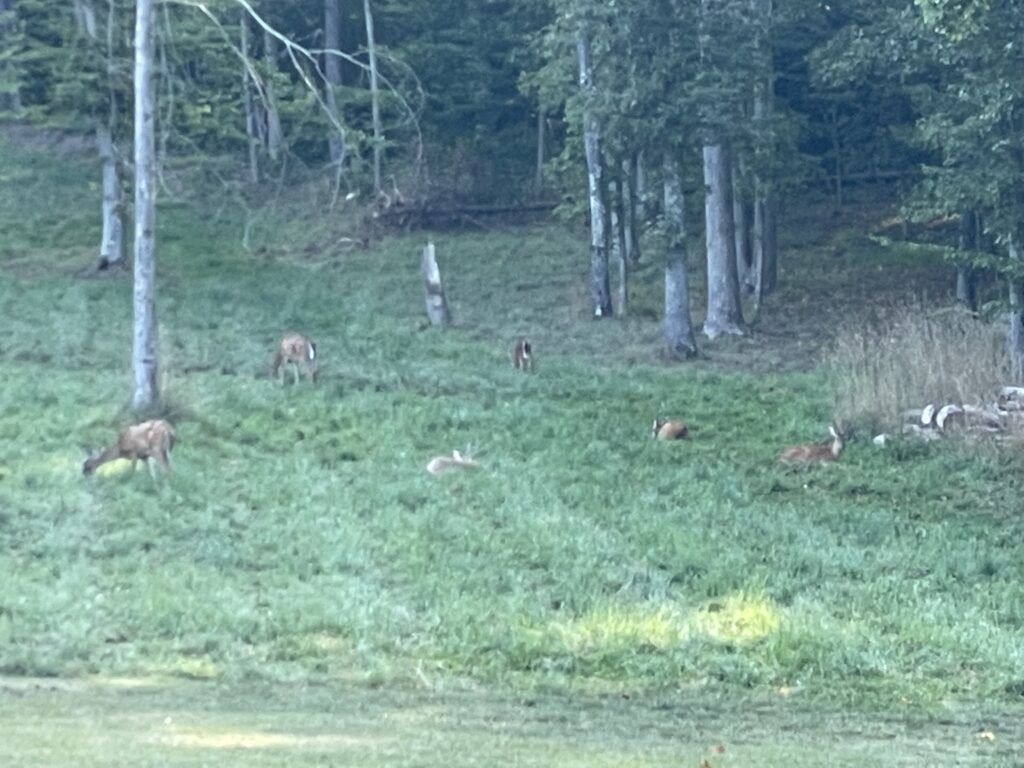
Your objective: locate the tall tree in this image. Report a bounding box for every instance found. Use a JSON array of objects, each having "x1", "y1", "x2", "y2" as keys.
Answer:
[
  {"x1": 324, "y1": 0, "x2": 344, "y2": 167},
  {"x1": 363, "y1": 0, "x2": 382, "y2": 195},
  {"x1": 132, "y1": 0, "x2": 158, "y2": 411},
  {"x1": 663, "y1": 155, "x2": 698, "y2": 358},
  {"x1": 576, "y1": 26, "x2": 612, "y2": 318}
]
